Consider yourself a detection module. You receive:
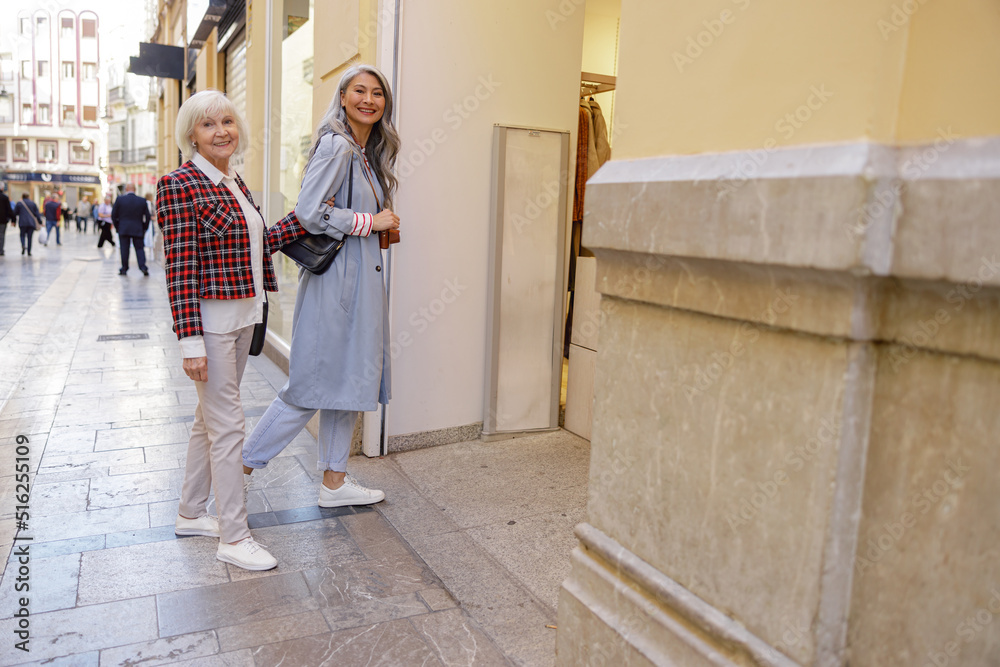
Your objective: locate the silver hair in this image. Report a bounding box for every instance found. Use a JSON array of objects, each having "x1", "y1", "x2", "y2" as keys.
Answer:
[
  {"x1": 305, "y1": 64, "x2": 400, "y2": 209},
  {"x1": 175, "y1": 89, "x2": 248, "y2": 162}
]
